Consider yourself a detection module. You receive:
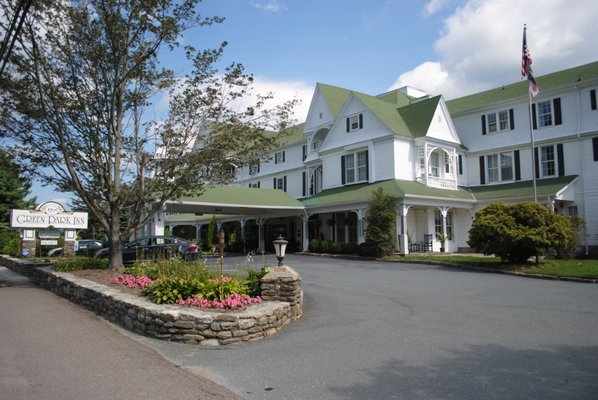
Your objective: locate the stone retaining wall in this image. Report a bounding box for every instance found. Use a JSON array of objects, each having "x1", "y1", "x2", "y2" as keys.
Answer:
[{"x1": 0, "y1": 256, "x2": 303, "y2": 346}]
